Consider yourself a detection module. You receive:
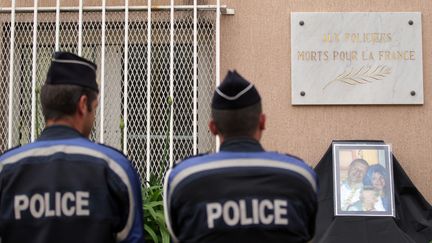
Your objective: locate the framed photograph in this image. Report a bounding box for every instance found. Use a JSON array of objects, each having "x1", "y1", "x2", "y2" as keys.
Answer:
[{"x1": 333, "y1": 143, "x2": 395, "y2": 217}]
